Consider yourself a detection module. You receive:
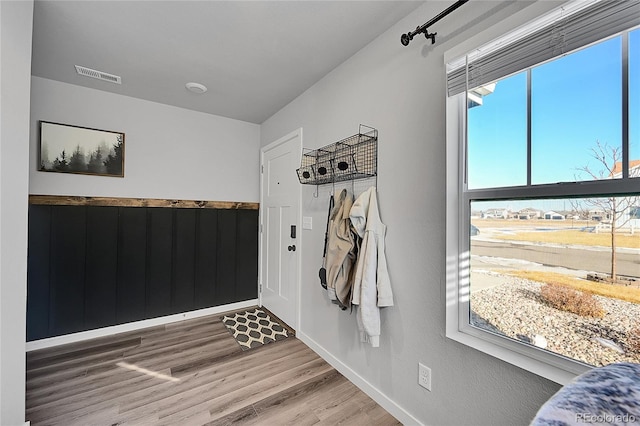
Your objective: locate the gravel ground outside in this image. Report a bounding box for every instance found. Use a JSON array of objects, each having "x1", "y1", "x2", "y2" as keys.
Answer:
[{"x1": 470, "y1": 272, "x2": 640, "y2": 367}]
